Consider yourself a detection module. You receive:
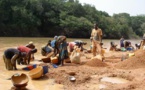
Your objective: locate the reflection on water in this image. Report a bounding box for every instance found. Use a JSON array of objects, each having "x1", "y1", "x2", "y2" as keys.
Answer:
[{"x1": 101, "y1": 77, "x2": 129, "y2": 84}]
